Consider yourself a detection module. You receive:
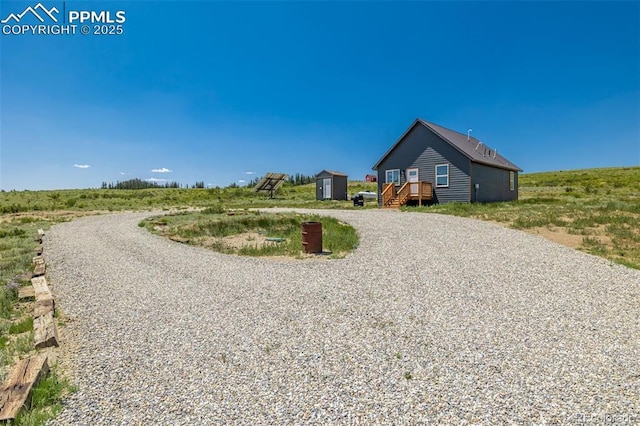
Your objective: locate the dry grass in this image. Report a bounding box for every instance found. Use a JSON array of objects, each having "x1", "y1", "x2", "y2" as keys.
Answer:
[{"x1": 404, "y1": 167, "x2": 640, "y2": 269}]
